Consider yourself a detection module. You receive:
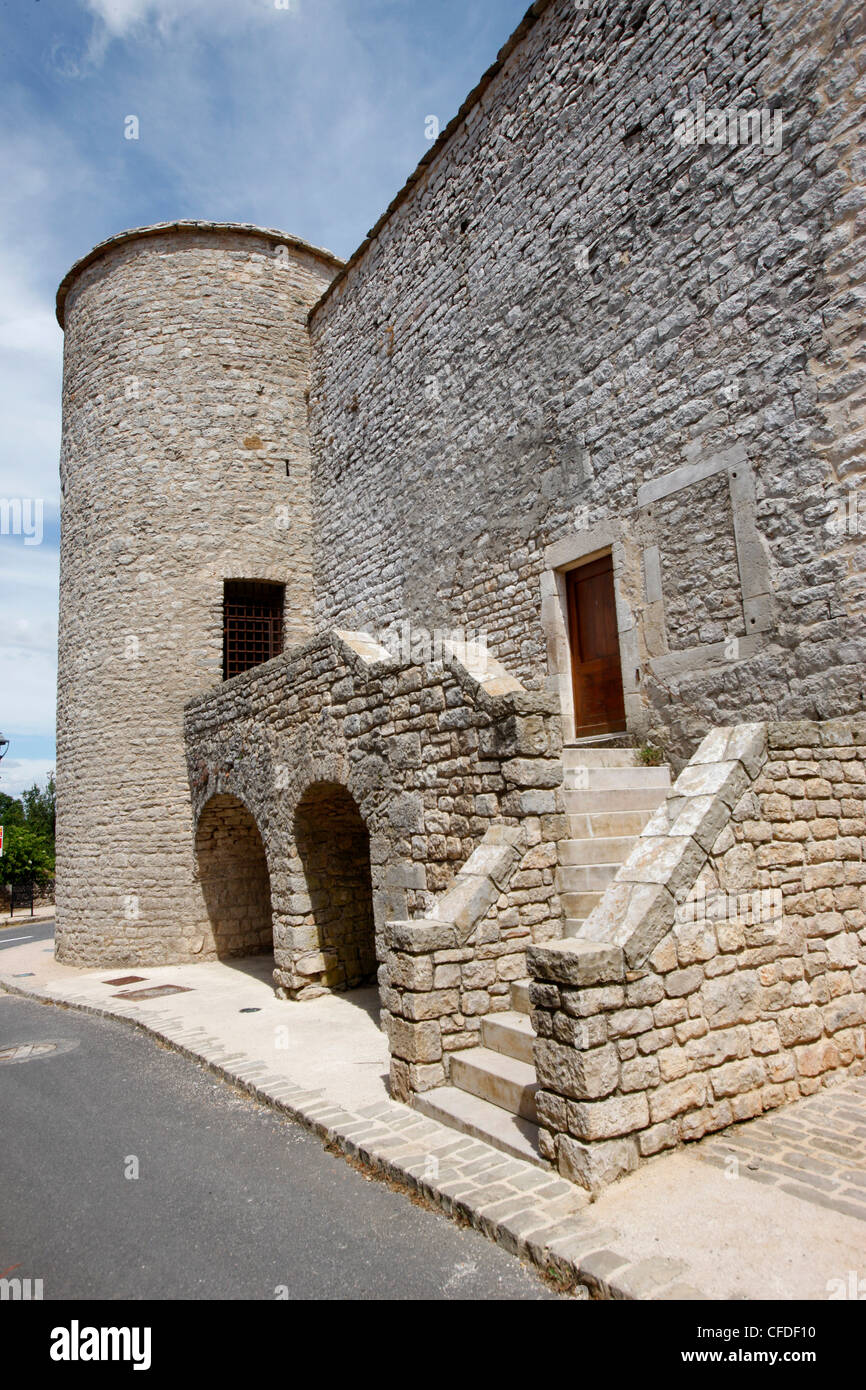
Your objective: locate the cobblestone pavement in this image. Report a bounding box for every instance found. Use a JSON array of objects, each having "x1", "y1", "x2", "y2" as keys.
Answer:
[
  {"x1": 3, "y1": 934, "x2": 865, "y2": 1299},
  {"x1": 696, "y1": 1074, "x2": 866, "y2": 1223}
]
